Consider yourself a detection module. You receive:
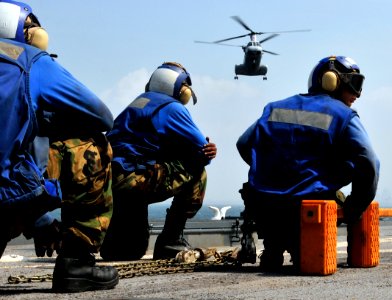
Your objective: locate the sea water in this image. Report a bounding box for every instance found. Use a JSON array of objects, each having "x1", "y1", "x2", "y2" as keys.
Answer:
[{"x1": 148, "y1": 202, "x2": 245, "y2": 221}]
